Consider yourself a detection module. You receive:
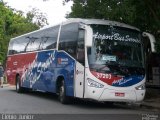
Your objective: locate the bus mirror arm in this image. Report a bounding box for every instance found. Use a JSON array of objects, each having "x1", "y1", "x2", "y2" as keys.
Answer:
[
  {"x1": 142, "y1": 32, "x2": 156, "y2": 53},
  {"x1": 85, "y1": 25, "x2": 93, "y2": 47}
]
